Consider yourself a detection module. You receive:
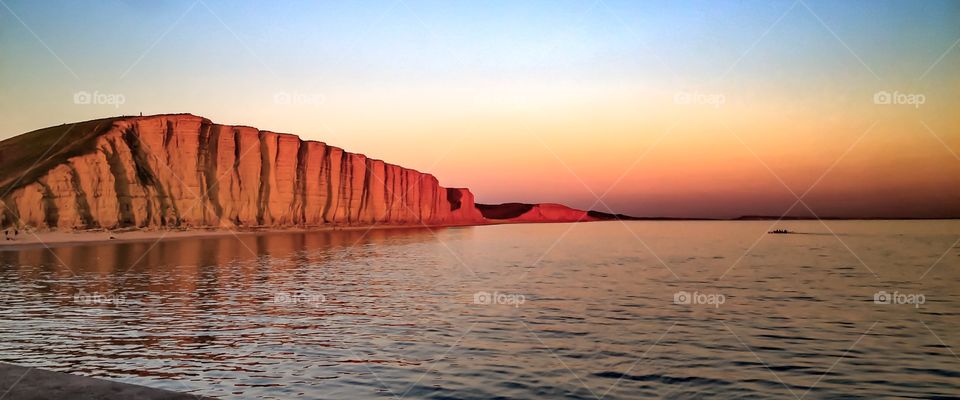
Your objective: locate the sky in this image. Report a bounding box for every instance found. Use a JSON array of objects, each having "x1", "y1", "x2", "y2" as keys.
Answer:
[{"x1": 0, "y1": 0, "x2": 958, "y2": 218}]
